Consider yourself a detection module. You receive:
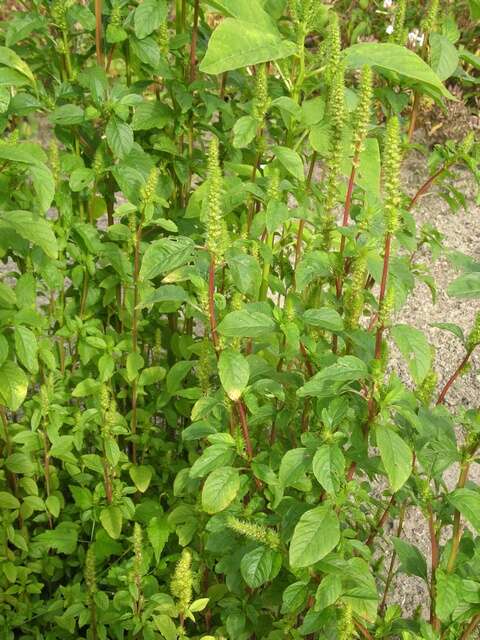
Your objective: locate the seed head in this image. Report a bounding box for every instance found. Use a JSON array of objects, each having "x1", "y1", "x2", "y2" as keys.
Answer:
[
  {"x1": 171, "y1": 548, "x2": 193, "y2": 614},
  {"x1": 383, "y1": 117, "x2": 402, "y2": 236},
  {"x1": 227, "y1": 516, "x2": 280, "y2": 550}
]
